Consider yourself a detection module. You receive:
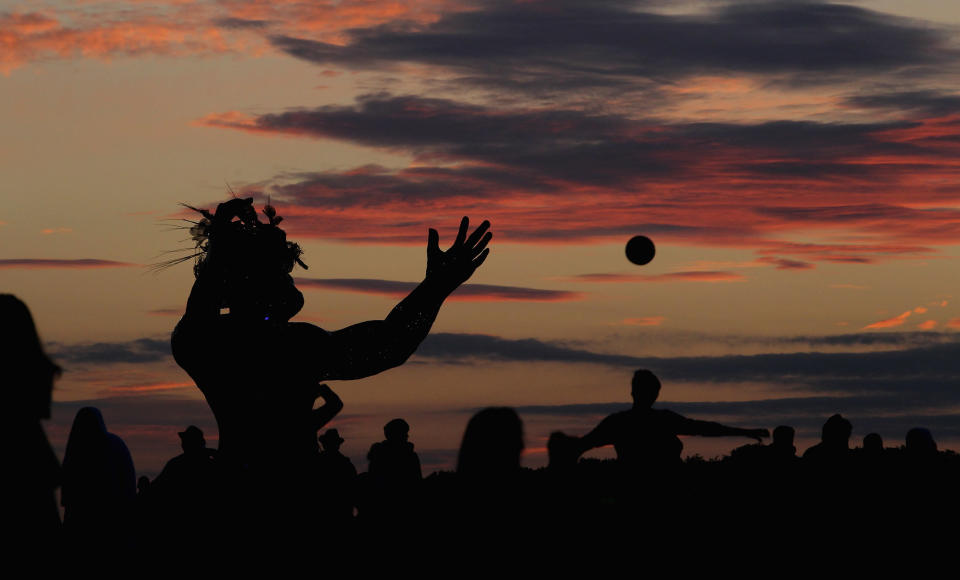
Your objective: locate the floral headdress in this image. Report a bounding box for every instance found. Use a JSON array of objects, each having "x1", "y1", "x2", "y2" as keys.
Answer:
[{"x1": 154, "y1": 197, "x2": 308, "y2": 275}]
